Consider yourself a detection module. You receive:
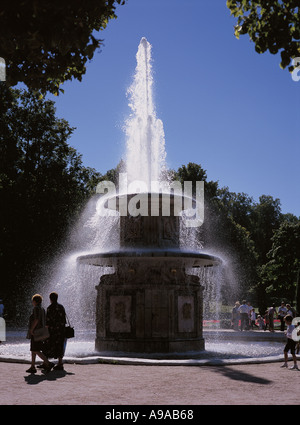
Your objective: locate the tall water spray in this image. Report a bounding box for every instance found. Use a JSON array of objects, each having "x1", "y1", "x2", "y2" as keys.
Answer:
[{"x1": 125, "y1": 38, "x2": 166, "y2": 187}]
